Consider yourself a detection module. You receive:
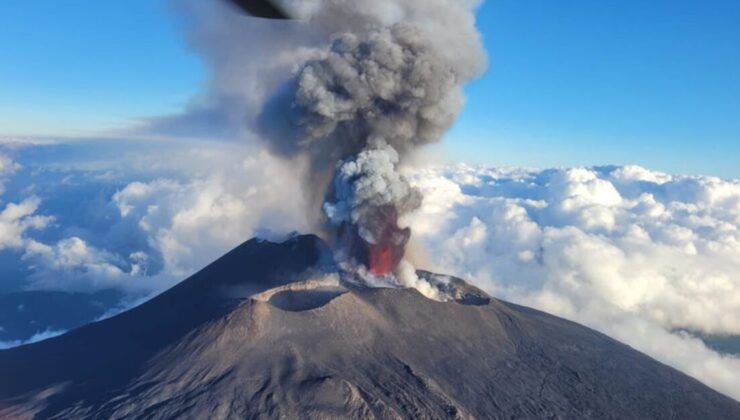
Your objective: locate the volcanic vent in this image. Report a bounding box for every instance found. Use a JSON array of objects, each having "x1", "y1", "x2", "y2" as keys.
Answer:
[
  {"x1": 245, "y1": 0, "x2": 487, "y2": 286},
  {"x1": 323, "y1": 139, "x2": 421, "y2": 279},
  {"x1": 169, "y1": 0, "x2": 490, "y2": 289}
]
